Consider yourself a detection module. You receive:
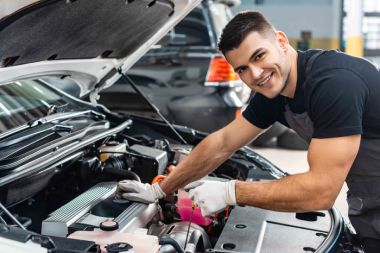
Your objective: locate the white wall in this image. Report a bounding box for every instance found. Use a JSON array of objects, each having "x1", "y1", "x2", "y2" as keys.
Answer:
[{"x1": 232, "y1": 0, "x2": 341, "y2": 40}]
